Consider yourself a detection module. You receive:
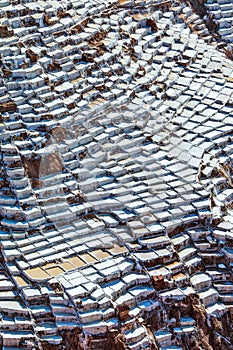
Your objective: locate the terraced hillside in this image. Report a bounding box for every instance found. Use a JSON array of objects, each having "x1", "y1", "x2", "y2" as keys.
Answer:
[{"x1": 1, "y1": 0, "x2": 233, "y2": 349}]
